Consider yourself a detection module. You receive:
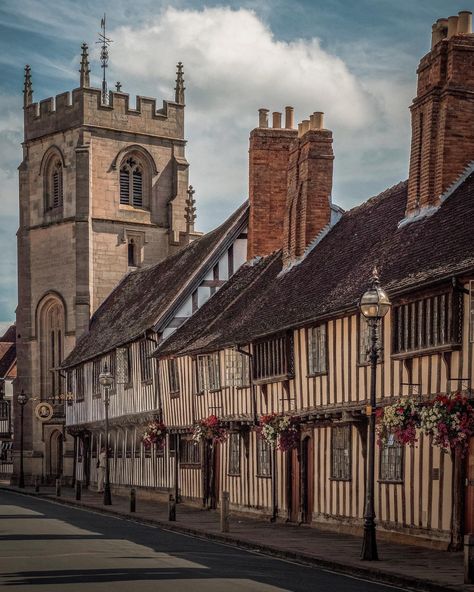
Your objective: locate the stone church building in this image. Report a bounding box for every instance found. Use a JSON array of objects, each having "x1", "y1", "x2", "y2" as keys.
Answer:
[{"x1": 14, "y1": 45, "x2": 196, "y2": 483}]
